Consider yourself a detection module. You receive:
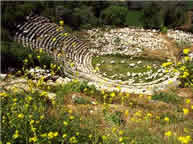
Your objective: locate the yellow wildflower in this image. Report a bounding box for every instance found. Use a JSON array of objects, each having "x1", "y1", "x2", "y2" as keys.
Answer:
[
  {"x1": 165, "y1": 131, "x2": 172, "y2": 137},
  {"x1": 18, "y1": 113, "x2": 24, "y2": 119},
  {"x1": 168, "y1": 80, "x2": 173, "y2": 84},
  {"x1": 119, "y1": 137, "x2": 123, "y2": 142},
  {"x1": 124, "y1": 110, "x2": 129, "y2": 117},
  {"x1": 70, "y1": 63, "x2": 74, "y2": 67},
  {"x1": 183, "y1": 108, "x2": 189, "y2": 115},
  {"x1": 89, "y1": 134, "x2": 92, "y2": 139},
  {"x1": 162, "y1": 62, "x2": 172, "y2": 67},
  {"x1": 148, "y1": 96, "x2": 152, "y2": 100},
  {"x1": 40, "y1": 133, "x2": 47, "y2": 138},
  {"x1": 119, "y1": 130, "x2": 123, "y2": 135},
  {"x1": 69, "y1": 115, "x2": 74, "y2": 120},
  {"x1": 147, "y1": 113, "x2": 152, "y2": 117},
  {"x1": 52, "y1": 37, "x2": 56, "y2": 41},
  {"x1": 185, "y1": 99, "x2": 191, "y2": 104},
  {"x1": 39, "y1": 48, "x2": 43, "y2": 53},
  {"x1": 59, "y1": 20, "x2": 64, "y2": 26},
  {"x1": 147, "y1": 65, "x2": 151, "y2": 69},
  {"x1": 40, "y1": 91, "x2": 48, "y2": 97},
  {"x1": 63, "y1": 121, "x2": 68, "y2": 126},
  {"x1": 37, "y1": 55, "x2": 40, "y2": 60},
  {"x1": 102, "y1": 135, "x2": 107, "y2": 140},
  {"x1": 184, "y1": 56, "x2": 190, "y2": 61},
  {"x1": 69, "y1": 136, "x2": 77, "y2": 143},
  {"x1": 40, "y1": 115, "x2": 44, "y2": 120},
  {"x1": 62, "y1": 133, "x2": 67, "y2": 138},
  {"x1": 24, "y1": 59, "x2": 28, "y2": 63},
  {"x1": 29, "y1": 136, "x2": 37, "y2": 143},
  {"x1": 183, "y1": 49, "x2": 190, "y2": 54},
  {"x1": 182, "y1": 71, "x2": 189, "y2": 78},
  {"x1": 177, "y1": 62, "x2": 182, "y2": 65},
  {"x1": 178, "y1": 135, "x2": 191, "y2": 144},
  {"x1": 180, "y1": 66, "x2": 186, "y2": 71},
  {"x1": 48, "y1": 132, "x2": 58, "y2": 139},
  {"x1": 68, "y1": 109, "x2": 72, "y2": 114},
  {"x1": 53, "y1": 132, "x2": 58, "y2": 137},
  {"x1": 76, "y1": 132, "x2": 79, "y2": 136},
  {"x1": 95, "y1": 66, "x2": 99, "y2": 71},
  {"x1": 12, "y1": 130, "x2": 19, "y2": 139},
  {"x1": 101, "y1": 90, "x2": 105, "y2": 95},
  {"x1": 110, "y1": 92, "x2": 115, "y2": 97},
  {"x1": 0, "y1": 92, "x2": 8, "y2": 98},
  {"x1": 63, "y1": 33, "x2": 68, "y2": 36},
  {"x1": 164, "y1": 117, "x2": 170, "y2": 122},
  {"x1": 30, "y1": 120, "x2": 34, "y2": 125},
  {"x1": 31, "y1": 127, "x2": 36, "y2": 133}
]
